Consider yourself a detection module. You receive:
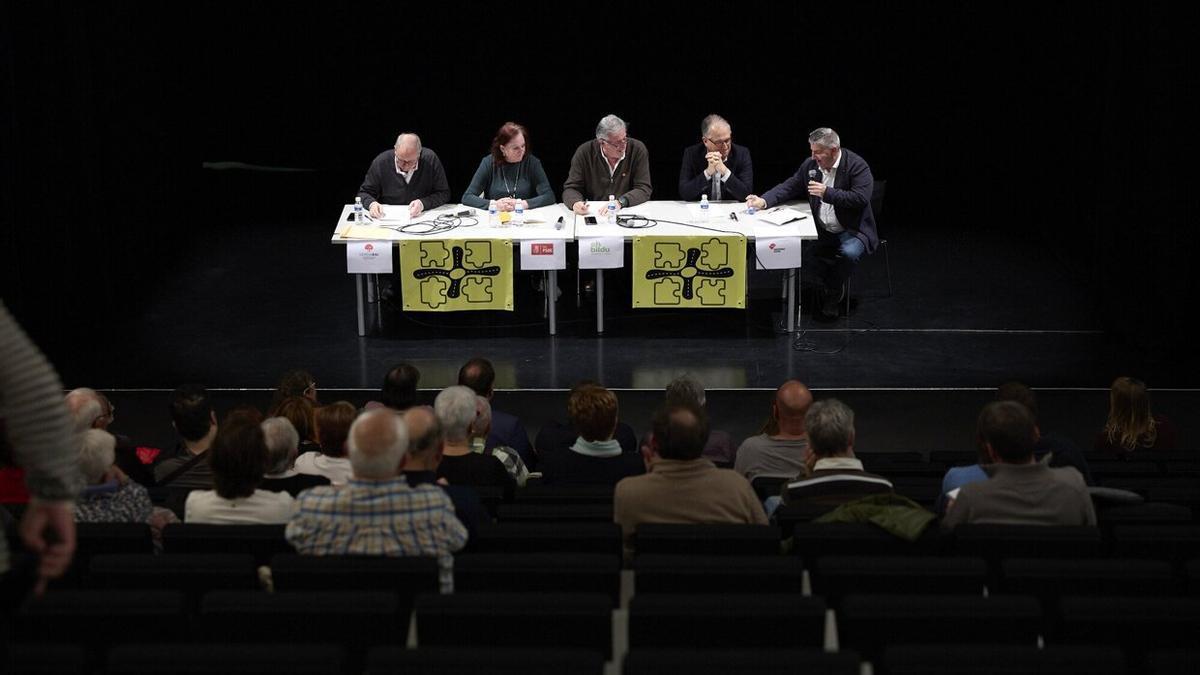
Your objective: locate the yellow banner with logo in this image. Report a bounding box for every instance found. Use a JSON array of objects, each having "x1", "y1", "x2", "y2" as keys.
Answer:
[
  {"x1": 632, "y1": 235, "x2": 746, "y2": 309},
  {"x1": 399, "y1": 239, "x2": 514, "y2": 311}
]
